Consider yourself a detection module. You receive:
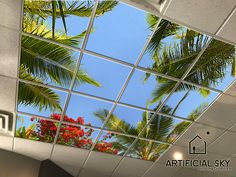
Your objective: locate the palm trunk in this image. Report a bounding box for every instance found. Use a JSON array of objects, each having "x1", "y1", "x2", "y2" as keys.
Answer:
[{"x1": 172, "y1": 90, "x2": 190, "y2": 115}]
